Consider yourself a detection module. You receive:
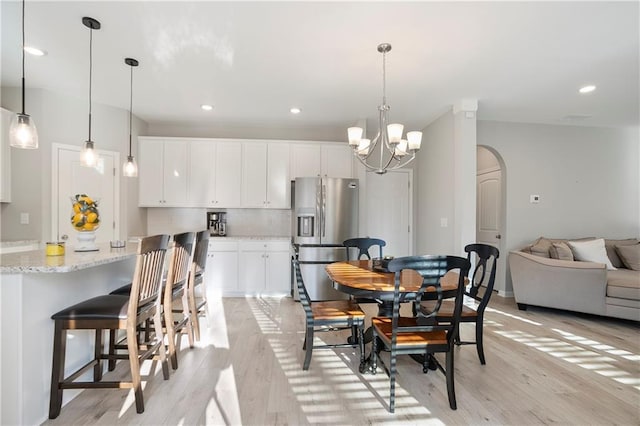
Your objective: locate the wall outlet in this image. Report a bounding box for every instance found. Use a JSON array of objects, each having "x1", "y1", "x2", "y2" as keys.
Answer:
[
  {"x1": 20, "y1": 212, "x2": 29, "y2": 224},
  {"x1": 440, "y1": 217, "x2": 448, "y2": 227},
  {"x1": 530, "y1": 194, "x2": 540, "y2": 203}
]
